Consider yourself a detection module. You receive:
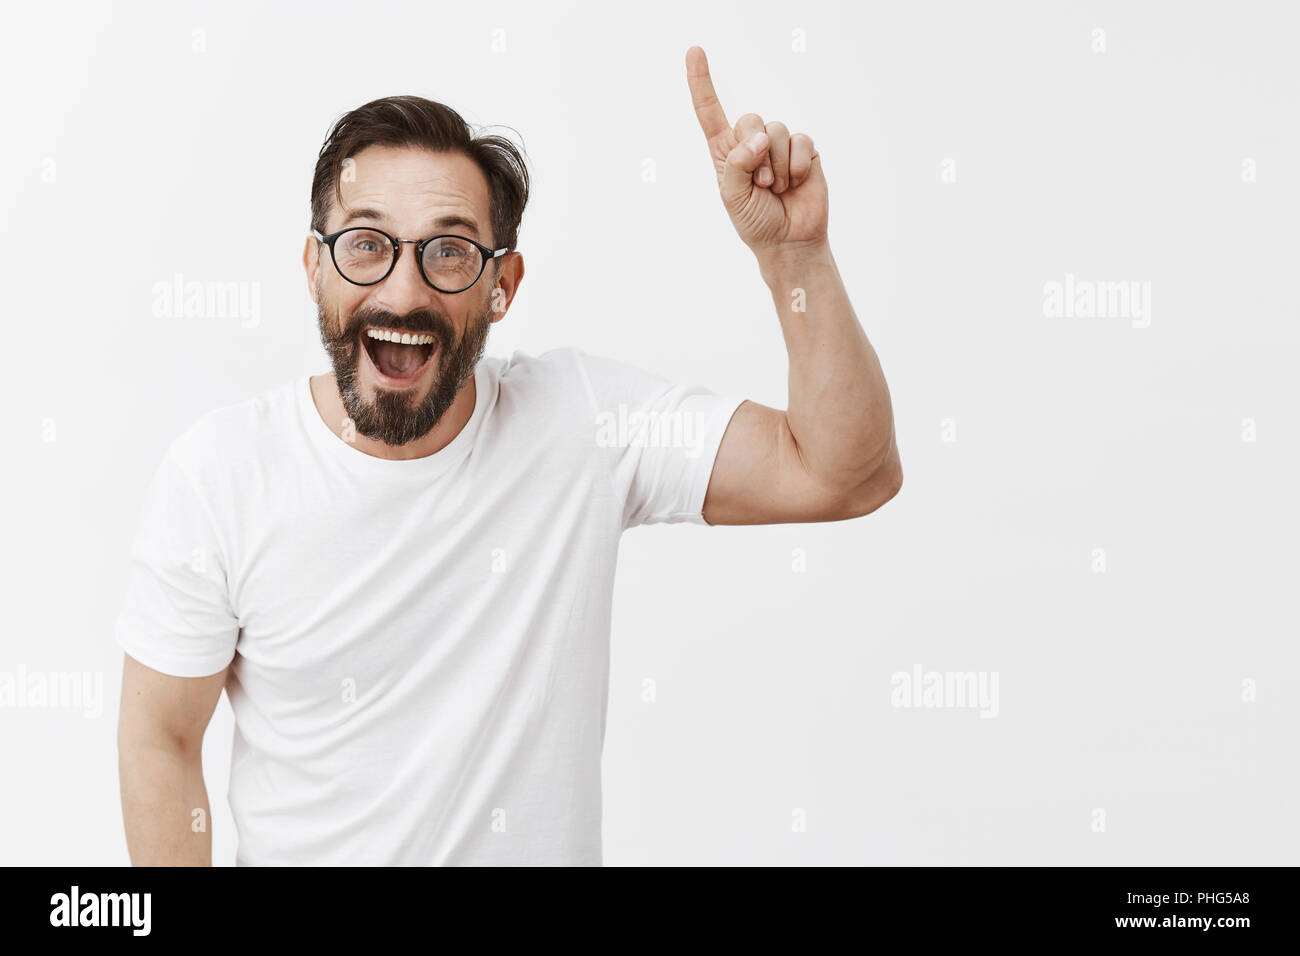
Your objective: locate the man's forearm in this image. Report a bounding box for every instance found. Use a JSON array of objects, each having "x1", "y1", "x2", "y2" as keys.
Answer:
[
  {"x1": 756, "y1": 241, "x2": 899, "y2": 494},
  {"x1": 119, "y1": 740, "x2": 213, "y2": 865}
]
